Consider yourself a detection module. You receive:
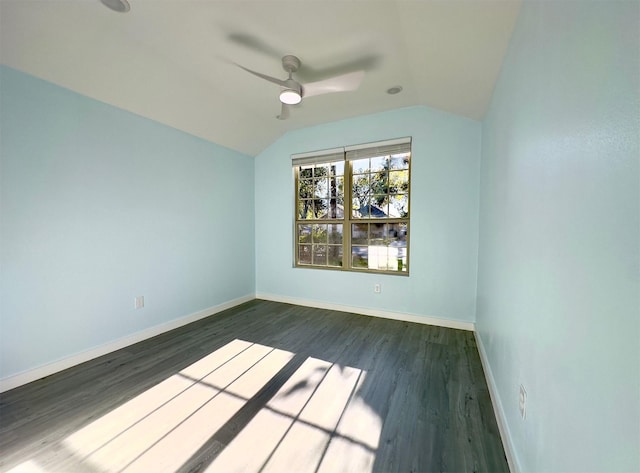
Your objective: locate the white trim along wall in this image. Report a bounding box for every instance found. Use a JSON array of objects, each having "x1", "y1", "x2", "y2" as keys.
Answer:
[
  {"x1": 257, "y1": 293, "x2": 475, "y2": 331},
  {"x1": 0, "y1": 294, "x2": 254, "y2": 393},
  {"x1": 1, "y1": 293, "x2": 473, "y2": 392},
  {"x1": 475, "y1": 332, "x2": 520, "y2": 473}
]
